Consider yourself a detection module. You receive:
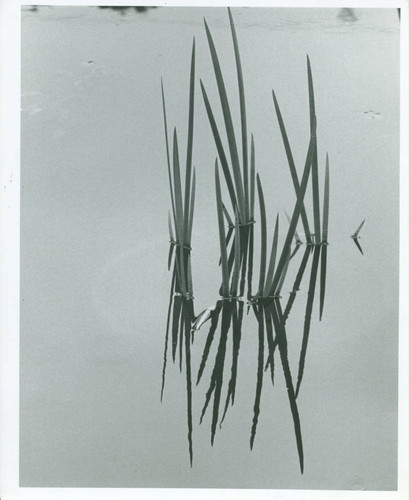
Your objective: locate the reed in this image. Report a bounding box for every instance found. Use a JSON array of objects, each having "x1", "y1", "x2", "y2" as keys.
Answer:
[
  {"x1": 161, "y1": 9, "x2": 333, "y2": 473},
  {"x1": 161, "y1": 38, "x2": 197, "y2": 466}
]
